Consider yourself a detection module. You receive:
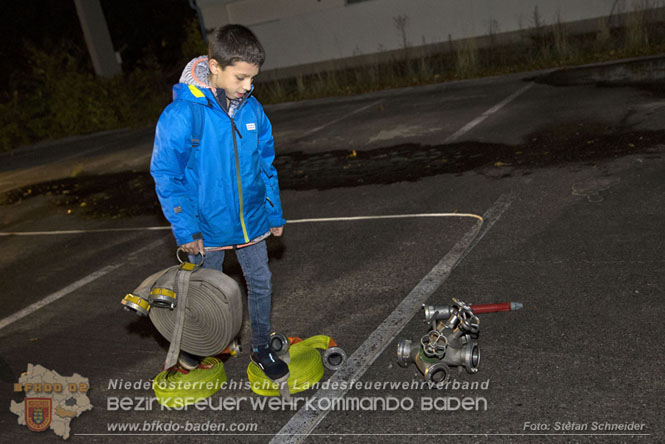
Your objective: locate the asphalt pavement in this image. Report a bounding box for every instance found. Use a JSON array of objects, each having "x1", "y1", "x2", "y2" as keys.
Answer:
[{"x1": 1, "y1": 57, "x2": 664, "y2": 443}]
